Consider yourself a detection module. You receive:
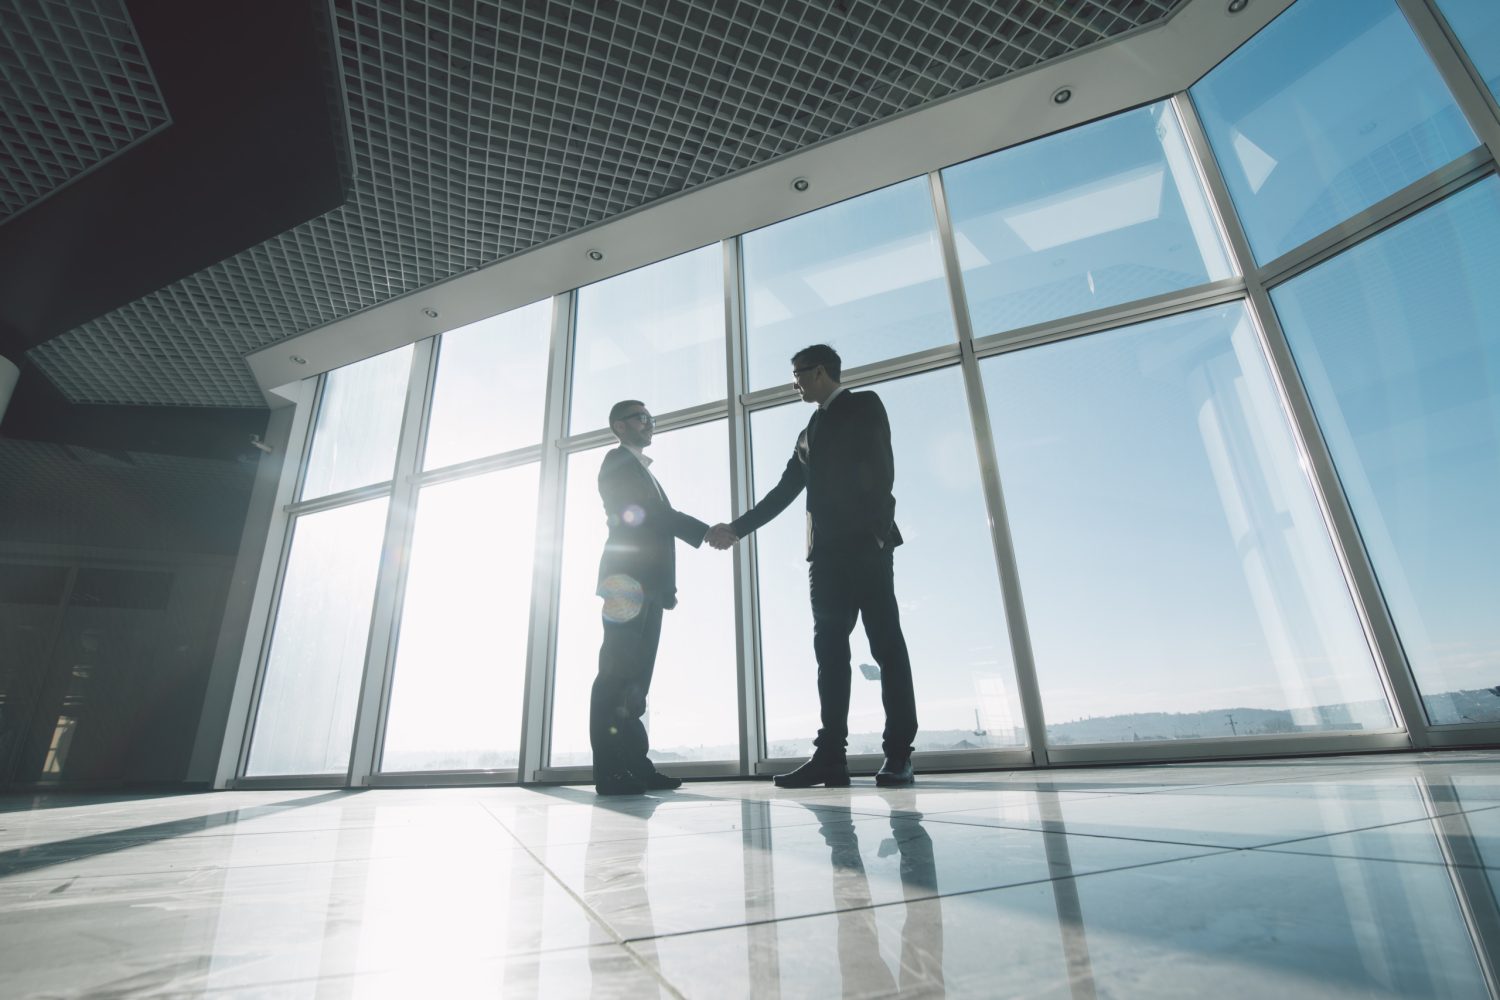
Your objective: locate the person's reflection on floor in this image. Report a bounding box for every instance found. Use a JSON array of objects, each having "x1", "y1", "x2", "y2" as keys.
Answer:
[
  {"x1": 802, "y1": 792, "x2": 944, "y2": 997},
  {"x1": 585, "y1": 797, "x2": 663, "y2": 999}
]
